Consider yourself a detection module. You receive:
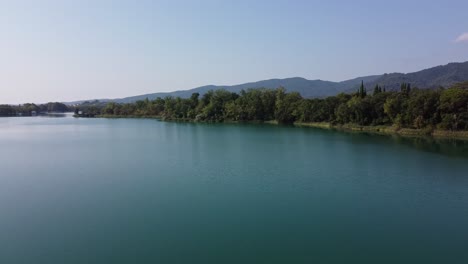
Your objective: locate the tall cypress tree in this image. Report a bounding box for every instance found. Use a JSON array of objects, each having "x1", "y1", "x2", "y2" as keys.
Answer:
[
  {"x1": 358, "y1": 81, "x2": 367, "y2": 98},
  {"x1": 400, "y1": 83, "x2": 411, "y2": 95},
  {"x1": 363, "y1": 83, "x2": 367, "y2": 97},
  {"x1": 374, "y1": 84, "x2": 382, "y2": 95}
]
